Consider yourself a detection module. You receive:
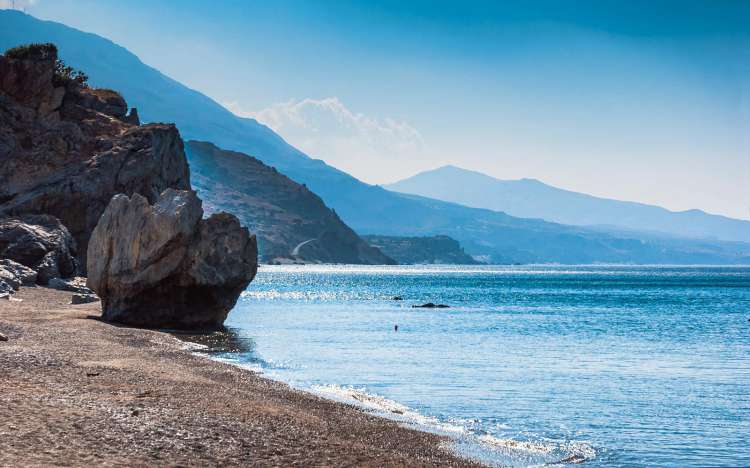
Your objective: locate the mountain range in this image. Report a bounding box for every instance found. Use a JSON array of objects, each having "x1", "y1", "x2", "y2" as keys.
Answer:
[
  {"x1": 387, "y1": 165, "x2": 750, "y2": 243},
  {"x1": 3, "y1": 9, "x2": 749, "y2": 264}
]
